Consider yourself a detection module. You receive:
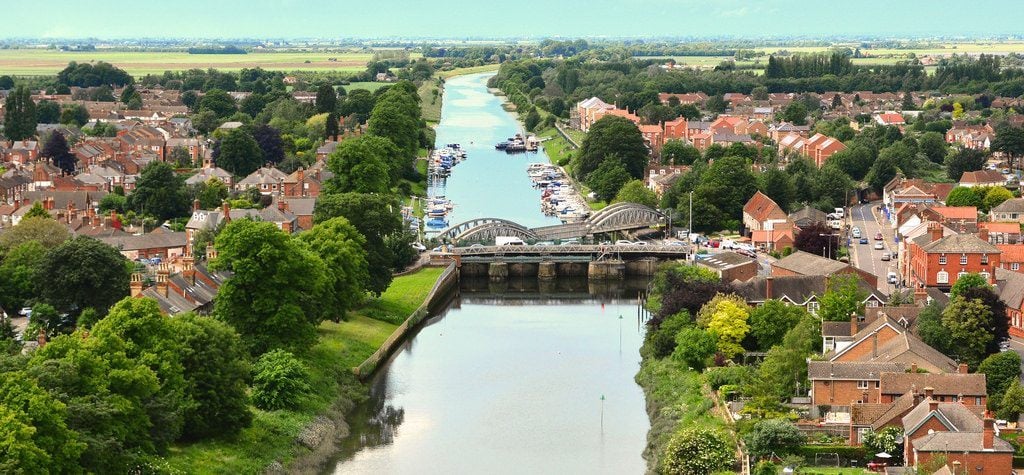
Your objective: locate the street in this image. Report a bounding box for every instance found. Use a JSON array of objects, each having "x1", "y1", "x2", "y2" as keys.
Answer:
[{"x1": 849, "y1": 202, "x2": 900, "y2": 293}]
